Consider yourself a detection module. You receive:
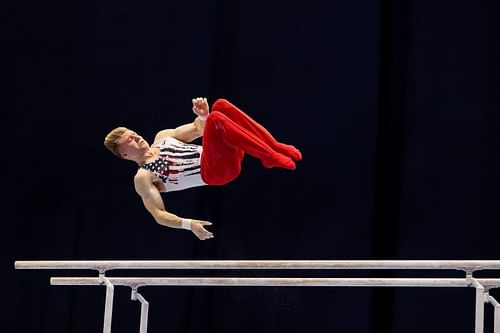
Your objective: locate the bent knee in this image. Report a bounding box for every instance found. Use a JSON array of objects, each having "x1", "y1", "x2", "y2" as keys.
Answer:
[{"x1": 212, "y1": 98, "x2": 232, "y2": 110}]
